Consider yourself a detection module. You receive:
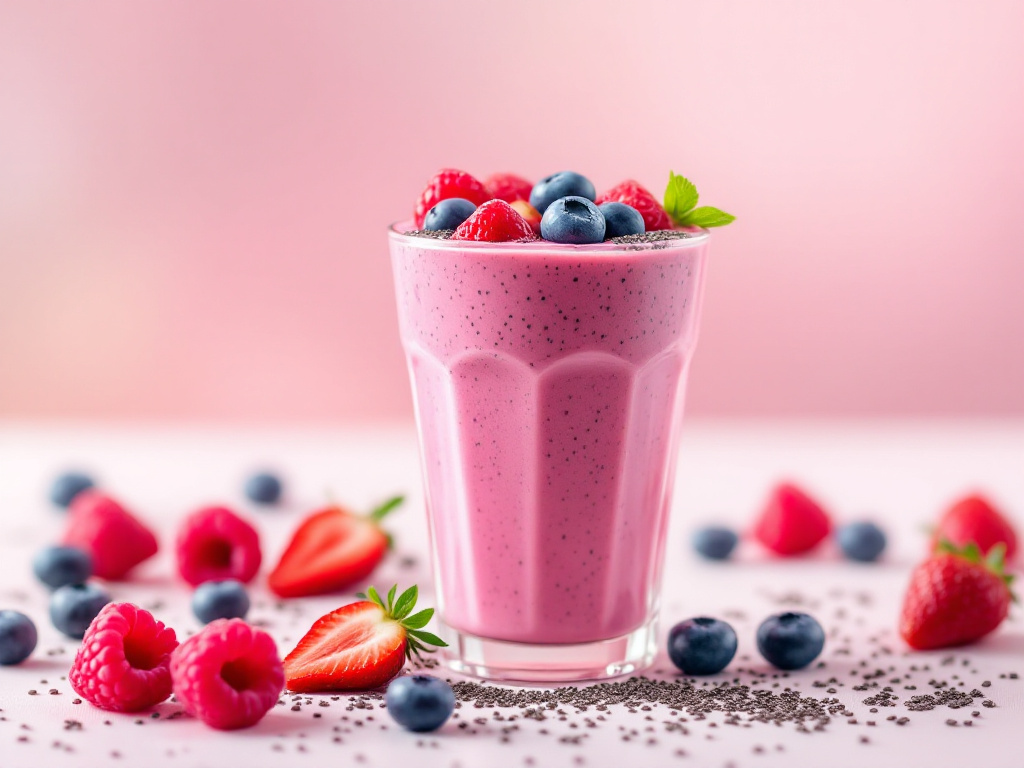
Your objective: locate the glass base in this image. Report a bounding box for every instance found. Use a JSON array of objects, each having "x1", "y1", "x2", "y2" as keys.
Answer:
[{"x1": 438, "y1": 617, "x2": 658, "y2": 683}]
